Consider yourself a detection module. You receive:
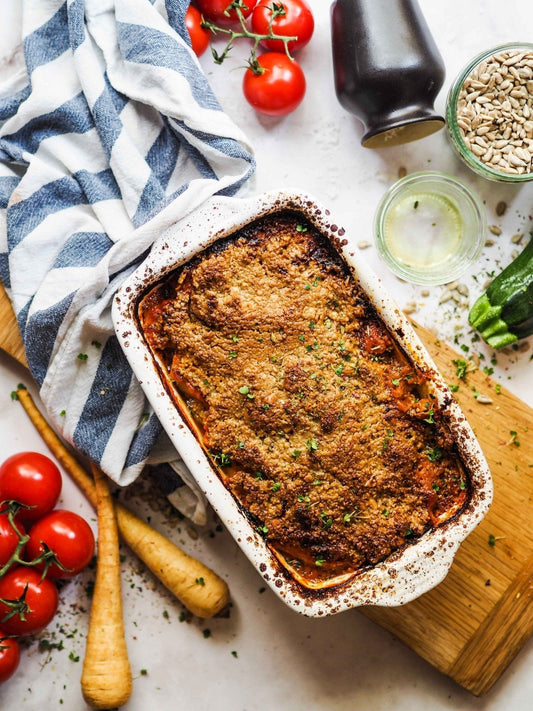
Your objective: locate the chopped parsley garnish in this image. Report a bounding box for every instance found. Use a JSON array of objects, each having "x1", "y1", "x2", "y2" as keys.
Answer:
[
  {"x1": 212, "y1": 451, "x2": 231, "y2": 466},
  {"x1": 426, "y1": 447, "x2": 442, "y2": 462},
  {"x1": 238, "y1": 385, "x2": 254, "y2": 399},
  {"x1": 315, "y1": 555, "x2": 325, "y2": 567},
  {"x1": 424, "y1": 408, "x2": 435, "y2": 424},
  {"x1": 509, "y1": 430, "x2": 520, "y2": 446},
  {"x1": 343, "y1": 509, "x2": 357, "y2": 523},
  {"x1": 320, "y1": 512, "x2": 333, "y2": 529},
  {"x1": 271, "y1": 482, "x2": 280, "y2": 492},
  {"x1": 452, "y1": 358, "x2": 469, "y2": 380},
  {"x1": 306, "y1": 438, "x2": 319, "y2": 452},
  {"x1": 296, "y1": 224, "x2": 308, "y2": 233}
]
